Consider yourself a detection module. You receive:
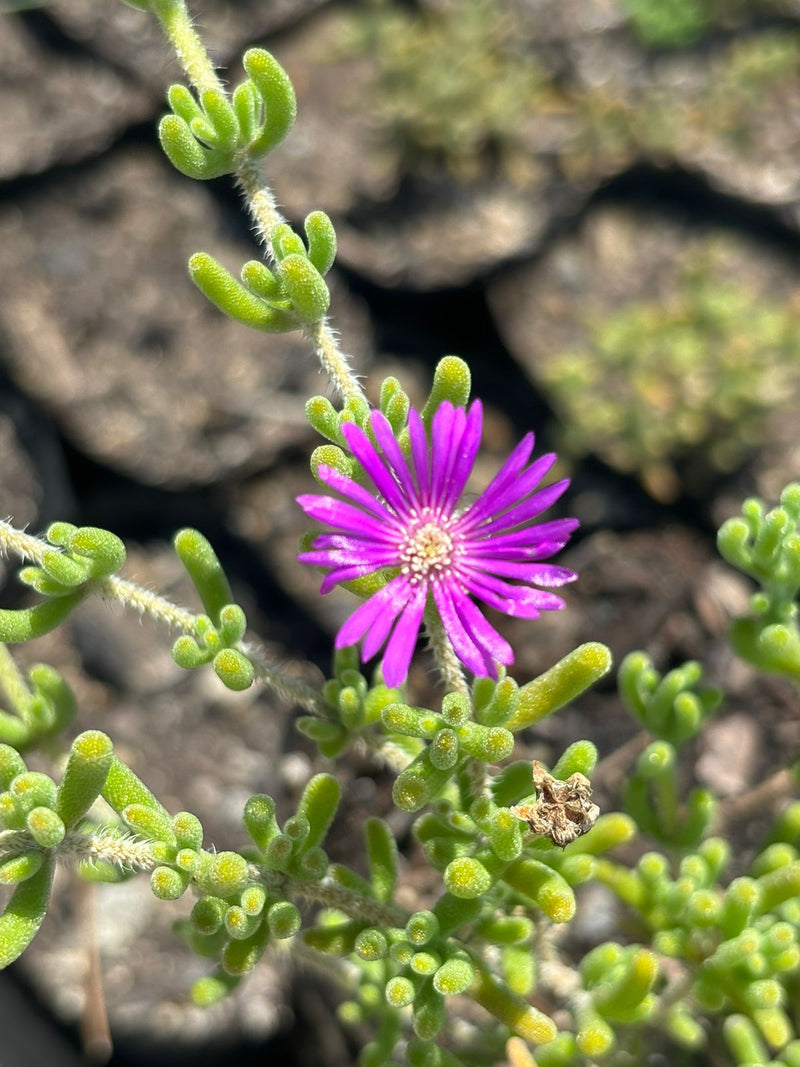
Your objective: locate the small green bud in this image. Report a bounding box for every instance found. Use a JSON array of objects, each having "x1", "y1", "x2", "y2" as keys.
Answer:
[
  {"x1": 576, "y1": 1011, "x2": 615, "y2": 1058},
  {"x1": 389, "y1": 939, "x2": 415, "y2": 966},
  {"x1": 221, "y1": 921, "x2": 270, "y2": 976},
  {"x1": 212, "y1": 648, "x2": 255, "y2": 691},
  {"x1": 264, "y1": 834, "x2": 293, "y2": 871},
  {"x1": 412, "y1": 982, "x2": 445, "y2": 1040},
  {"x1": 225, "y1": 905, "x2": 261, "y2": 941},
  {"x1": 191, "y1": 897, "x2": 227, "y2": 935},
  {"x1": 443, "y1": 857, "x2": 492, "y2": 899},
  {"x1": 10, "y1": 772, "x2": 57, "y2": 814},
  {"x1": 277, "y1": 254, "x2": 330, "y2": 324},
  {"x1": 159, "y1": 114, "x2": 232, "y2": 180},
  {"x1": 433, "y1": 955, "x2": 475, "y2": 996},
  {"x1": 420, "y1": 357, "x2": 471, "y2": 429},
  {"x1": 0, "y1": 746, "x2": 26, "y2": 790},
  {"x1": 26, "y1": 807, "x2": 65, "y2": 849},
  {"x1": 267, "y1": 901, "x2": 301, "y2": 939},
  {"x1": 151, "y1": 866, "x2": 189, "y2": 900},
  {"x1": 457, "y1": 723, "x2": 514, "y2": 762},
  {"x1": 365, "y1": 817, "x2": 397, "y2": 902},
  {"x1": 295, "y1": 846, "x2": 328, "y2": 881},
  {"x1": 306, "y1": 396, "x2": 343, "y2": 443},
  {"x1": 174, "y1": 848, "x2": 199, "y2": 873},
  {"x1": 478, "y1": 676, "x2": 519, "y2": 727},
  {"x1": 0, "y1": 855, "x2": 55, "y2": 967},
  {"x1": 203, "y1": 852, "x2": 251, "y2": 898},
  {"x1": 406, "y1": 911, "x2": 440, "y2": 946},
  {"x1": 636, "y1": 740, "x2": 675, "y2": 779},
  {"x1": 297, "y1": 773, "x2": 341, "y2": 851},
  {"x1": 172, "y1": 635, "x2": 208, "y2": 670},
  {"x1": 440, "y1": 692, "x2": 470, "y2": 728},
  {"x1": 304, "y1": 211, "x2": 337, "y2": 276},
  {"x1": 385, "y1": 976, "x2": 415, "y2": 1008},
  {"x1": 745, "y1": 978, "x2": 784, "y2": 1011},
  {"x1": 411, "y1": 951, "x2": 441, "y2": 976},
  {"x1": 123, "y1": 804, "x2": 177, "y2": 847},
  {"x1": 0, "y1": 851, "x2": 45, "y2": 886},
  {"x1": 242, "y1": 48, "x2": 297, "y2": 158},
  {"x1": 243, "y1": 793, "x2": 279, "y2": 853},
  {"x1": 475, "y1": 915, "x2": 533, "y2": 945},
  {"x1": 240, "y1": 885, "x2": 267, "y2": 917},
  {"x1": 393, "y1": 751, "x2": 453, "y2": 812},
  {"x1": 355, "y1": 928, "x2": 388, "y2": 961},
  {"x1": 429, "y1": 729, "x2": 459, "y2": 770},
  {"x1": 551, "y1": 740, "x2": 598, "y2": 780},
  {"x1": 172, "y1": 811, "x2": 203, "y2": 851},
  {"x1": 191, "y1": 972, "x2": 239, "y2": 1006}
]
